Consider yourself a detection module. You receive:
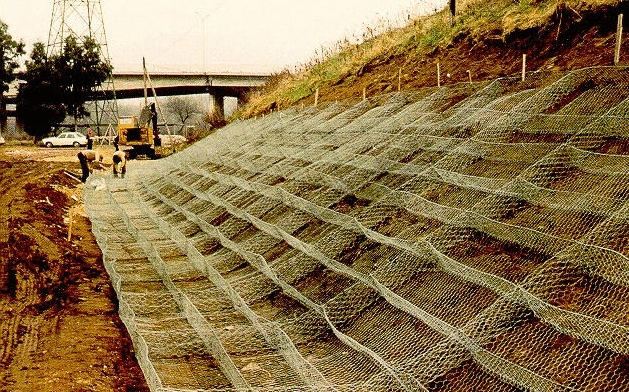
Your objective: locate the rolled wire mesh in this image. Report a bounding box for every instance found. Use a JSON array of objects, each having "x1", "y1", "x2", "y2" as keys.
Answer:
[{"x1": 85, "y1": 66, "x2": 629, "y2": 392}]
